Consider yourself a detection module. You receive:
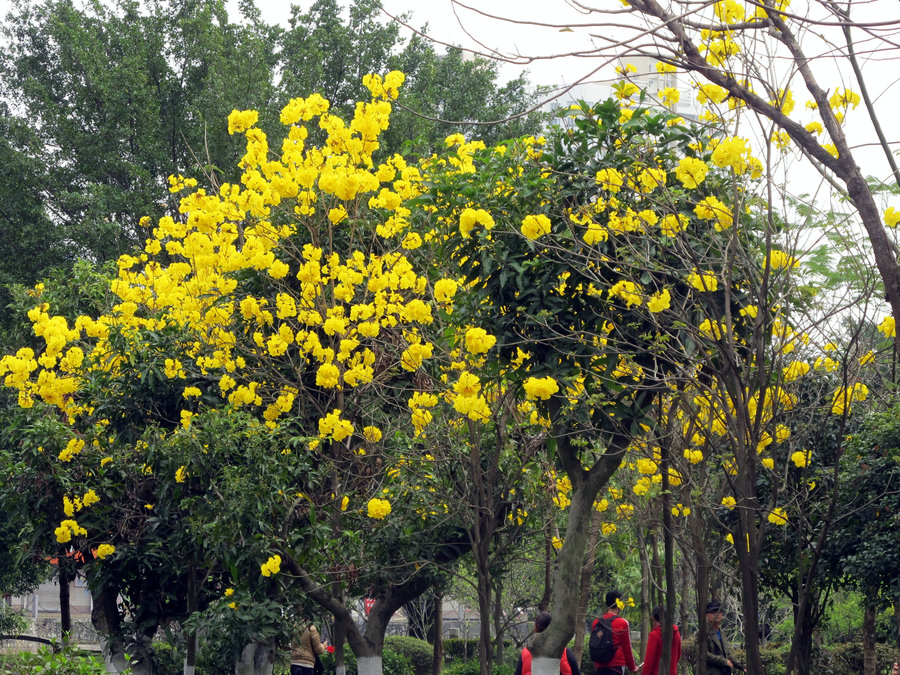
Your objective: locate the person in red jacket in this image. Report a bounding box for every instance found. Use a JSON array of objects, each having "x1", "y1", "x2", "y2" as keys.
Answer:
[
  {"x1": 593, "y1": 590, "x2": 639, "y2": 675},
  {"x1": 514, "y1": 611, "x2": 581, "y2": 675},
  {"x1": 642, "y1": 606, "x2": 681, "y2": 675}
]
